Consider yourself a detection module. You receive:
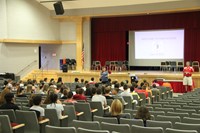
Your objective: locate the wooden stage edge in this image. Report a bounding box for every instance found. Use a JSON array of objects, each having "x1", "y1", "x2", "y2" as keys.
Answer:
[{"x1": 56, "y1": 70, "x2": 200, "y2": 88}]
